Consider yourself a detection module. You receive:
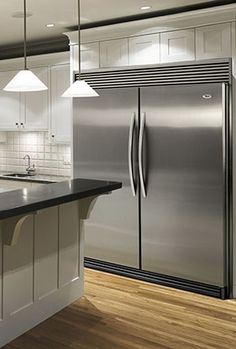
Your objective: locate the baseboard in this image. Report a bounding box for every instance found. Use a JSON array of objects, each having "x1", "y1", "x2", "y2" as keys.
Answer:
[{"x1": 85, "y1": 258, "x2": 229, "y2": 299}]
